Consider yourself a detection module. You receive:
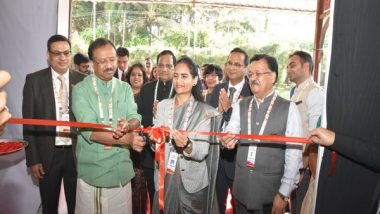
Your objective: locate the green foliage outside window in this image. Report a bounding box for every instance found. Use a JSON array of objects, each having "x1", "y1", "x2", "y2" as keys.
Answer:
[{"x1": 71, "y1": 1, "x2": 319, "y2": 98}]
